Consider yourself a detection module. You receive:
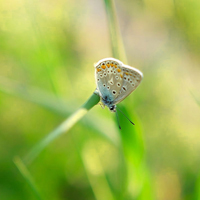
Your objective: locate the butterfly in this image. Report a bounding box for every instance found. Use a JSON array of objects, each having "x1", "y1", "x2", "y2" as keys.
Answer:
[{"x1": 94, "y1": 58, "x2": 143, "y2": 124}]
